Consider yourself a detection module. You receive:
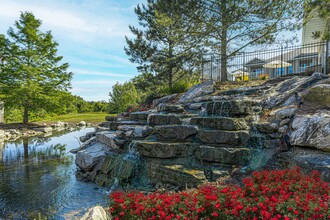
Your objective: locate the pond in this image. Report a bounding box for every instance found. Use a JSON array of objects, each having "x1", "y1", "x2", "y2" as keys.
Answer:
[{"x1": 0, "y1": 128, "x2": 109, "y2": 219}]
